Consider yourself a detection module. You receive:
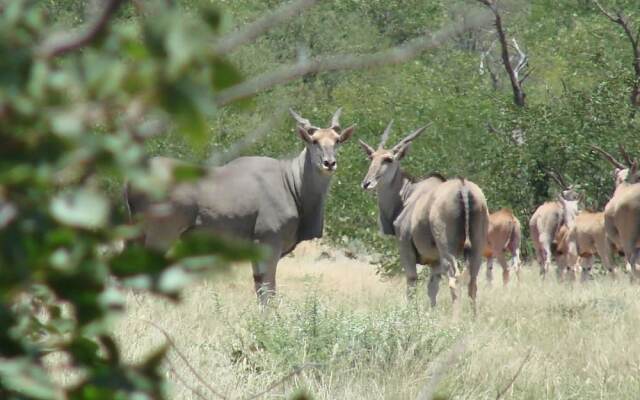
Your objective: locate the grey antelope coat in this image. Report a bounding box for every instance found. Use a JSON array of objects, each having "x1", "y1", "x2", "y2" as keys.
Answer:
[
  {"x1": 125, "y1": 109, "x2": 355, "y2": 303},
  {"x1": 359, "y1": 122, "x2": 489, "y2": 310}
]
